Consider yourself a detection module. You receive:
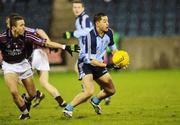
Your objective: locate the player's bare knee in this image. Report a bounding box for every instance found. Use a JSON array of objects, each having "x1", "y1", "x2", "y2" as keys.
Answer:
[
  {"x1": 110, "y1": 88, "x2": 116, "y2": 95},
  {"x1": 84, "y1": 90, "x2": 94, "y2": 98},
  {"x1": 106, "y1": 88, "x2": 116, "y2": 96}
]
